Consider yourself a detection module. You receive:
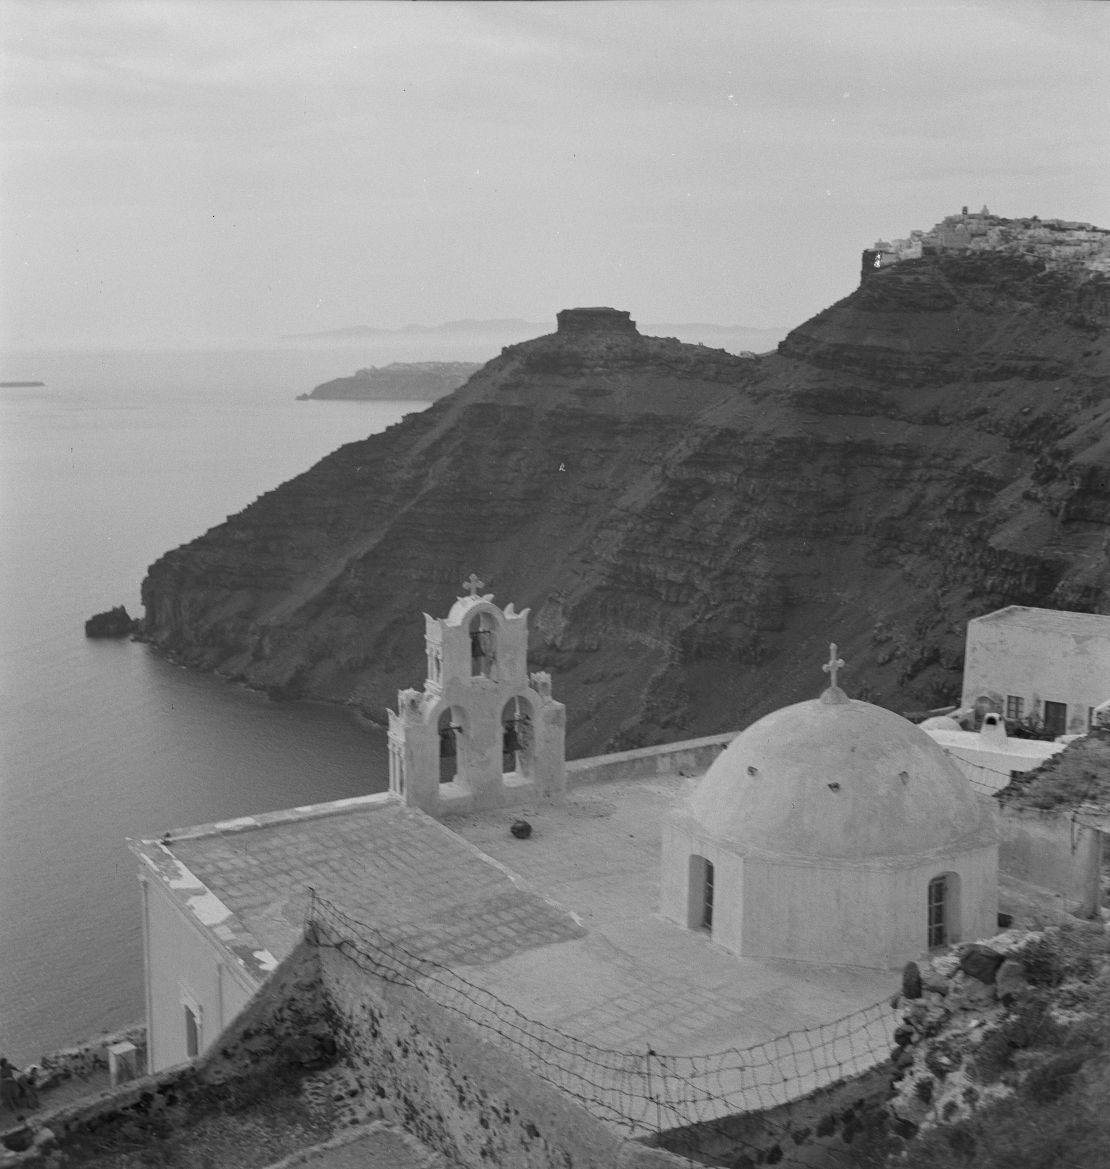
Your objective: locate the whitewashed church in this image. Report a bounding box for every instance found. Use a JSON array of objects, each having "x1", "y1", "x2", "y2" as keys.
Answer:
[{"x1": 134, "y1": 582, "x2": 1110, "y2": 1076}]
